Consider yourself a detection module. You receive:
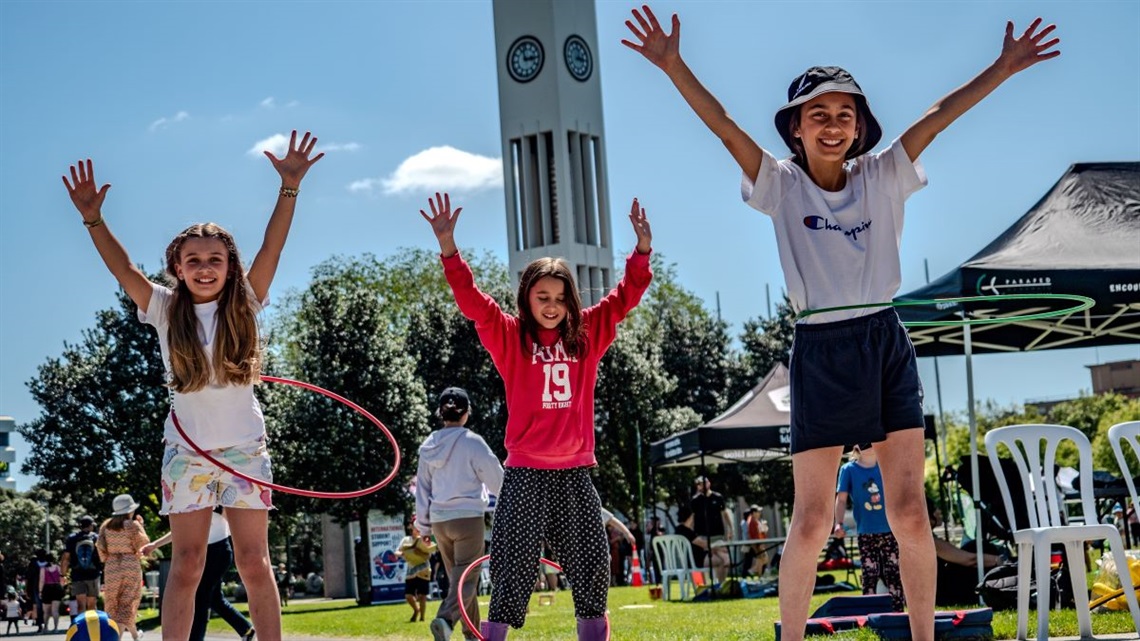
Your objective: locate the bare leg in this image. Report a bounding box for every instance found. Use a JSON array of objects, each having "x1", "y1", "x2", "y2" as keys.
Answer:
[
  {"x1": 227, "y1": 508, "x2": 281, "y2": 641},
  {"x1": 406, "y1": 594, "x2": 419, "y2": 621},
  {"x1": 778, "y1": 446, "x2": 844, "y2": 641},
  {"x1": 160, "y1": 508, "x2": 212, "y2": 641},
  {"x1": 877, "y1": 428, "x2": 936, "y2": 641}
]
